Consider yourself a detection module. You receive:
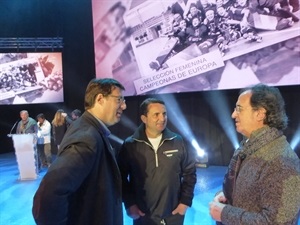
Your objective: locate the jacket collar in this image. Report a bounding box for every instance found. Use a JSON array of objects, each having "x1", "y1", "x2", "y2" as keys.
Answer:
[
  {"x1": 132, "y1": 123, "x2": 177, "y2": 142},
  {"x1": 83, "y1": 111, "x2": 111, "y2": 137}
]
